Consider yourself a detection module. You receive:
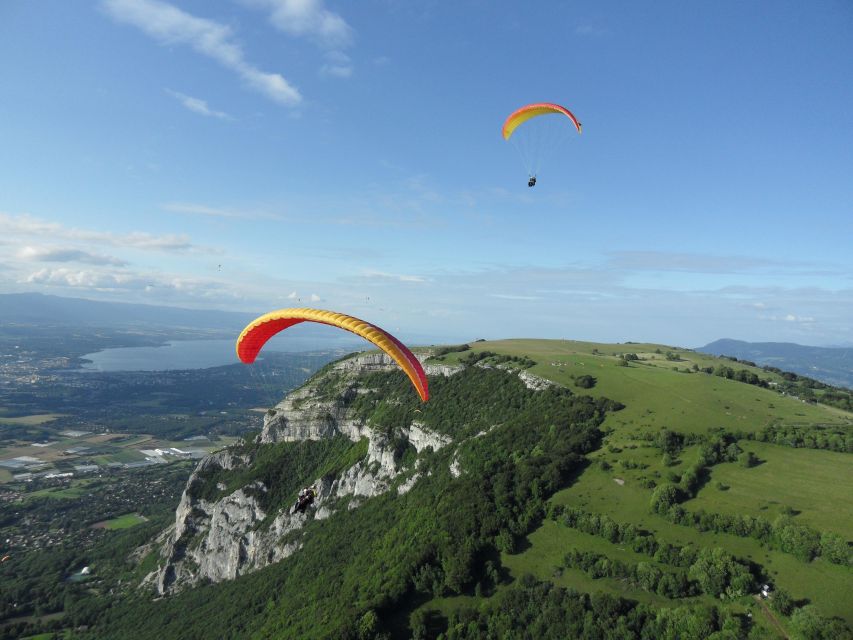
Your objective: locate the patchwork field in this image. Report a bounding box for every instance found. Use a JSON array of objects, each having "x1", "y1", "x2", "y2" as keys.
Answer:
[
  {"x1": 0, "y1": 414, "x2": 66, "y2": 426},
  {"x1": 0, "y1": 430, "x2": 236, "y2": 483},
  {"x1": 91, "y1": 512, "x2": 148, "y2": 530}
]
